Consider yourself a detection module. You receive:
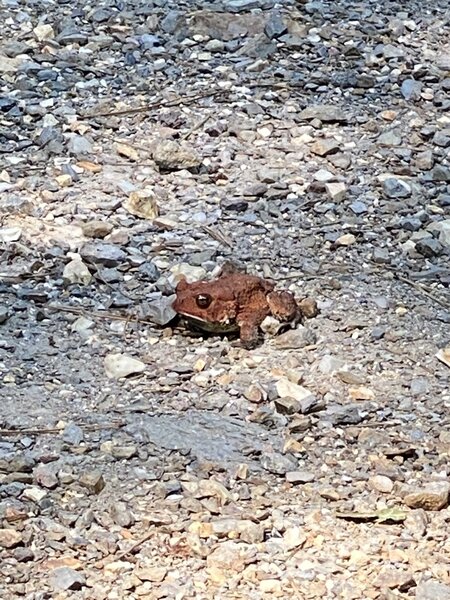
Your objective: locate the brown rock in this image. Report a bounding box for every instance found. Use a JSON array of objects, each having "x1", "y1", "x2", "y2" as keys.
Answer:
[
  {"x1": 369, "y1": 475, "x2": 394, "y2": 494},
  {"x1": 403, "y1": 481, "x2": 450, "y2": 510},
  {"x1": 298, "y1": 297, "x2": 319, "y2": 319},
  {"x1": 153, "y1": 140, "x2": 202, "y2": 171},
  {"x1": 310, "y1": 138, "x2": 341, "y2": 156},
  {"x1": 0, "y1": 528, "x2": 23, "y2": 548},
  {"x1": 135, "y1": 567, "x2": 167, "y2": 582},
  {"x1": 81, "y1": 220, "x2": 114, "y2": 239},
  {"x1": 206, "y1": 540, "x2": 256, "y2": 572},
  {"x1": 79, "y1": 470, "x2": 105, "y2": 494}
]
